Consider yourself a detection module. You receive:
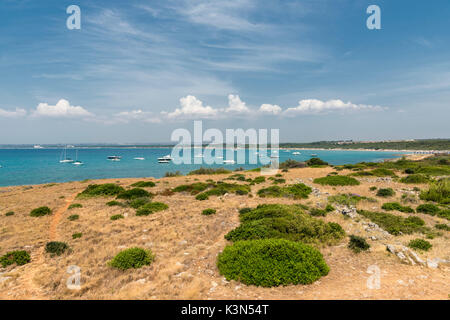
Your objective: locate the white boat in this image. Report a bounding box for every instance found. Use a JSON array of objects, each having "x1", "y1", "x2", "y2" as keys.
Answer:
[
  {"x1": 60, "y1": 146, "x2": 74, "y2": 163},
  {"x1": 311, "y1": 154, "x2": 318, "y2": 157},
  {"x1": 107, "y1": 156, "x2": 122, "y2": 161},
  {"x1": 223, "y1": 159, "x2": 235, "y2": 164},
  {"x1": 158, "y1": 155, "x2": 172, "y2": 163},
  {"x1": 133, "y1": 157, "x2": 145, "y2": 160},
  {"x1": 73, "y1": 150, "x2": 84, "y2": 166},
  {"x1": 33, "y1": 145, "x2": 44, "y2": 149},
  {"x1": 292, "y1": 152, "x2": 301, "y2": 155}
]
